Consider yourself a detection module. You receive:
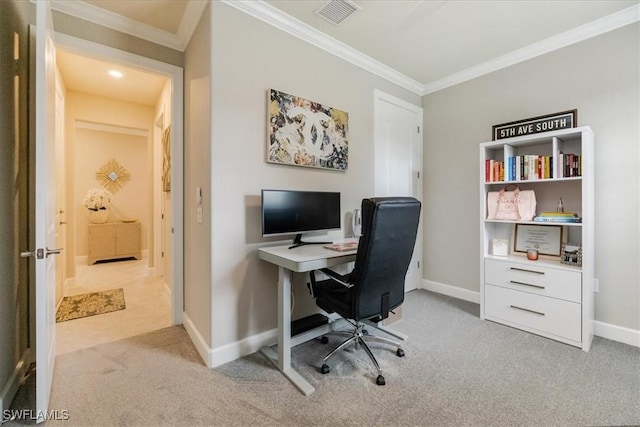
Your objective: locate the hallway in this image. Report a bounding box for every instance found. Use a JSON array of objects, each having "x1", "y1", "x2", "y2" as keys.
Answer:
[{"x1": 56, "y1": 258, "x2": 171, "y2": 355}]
